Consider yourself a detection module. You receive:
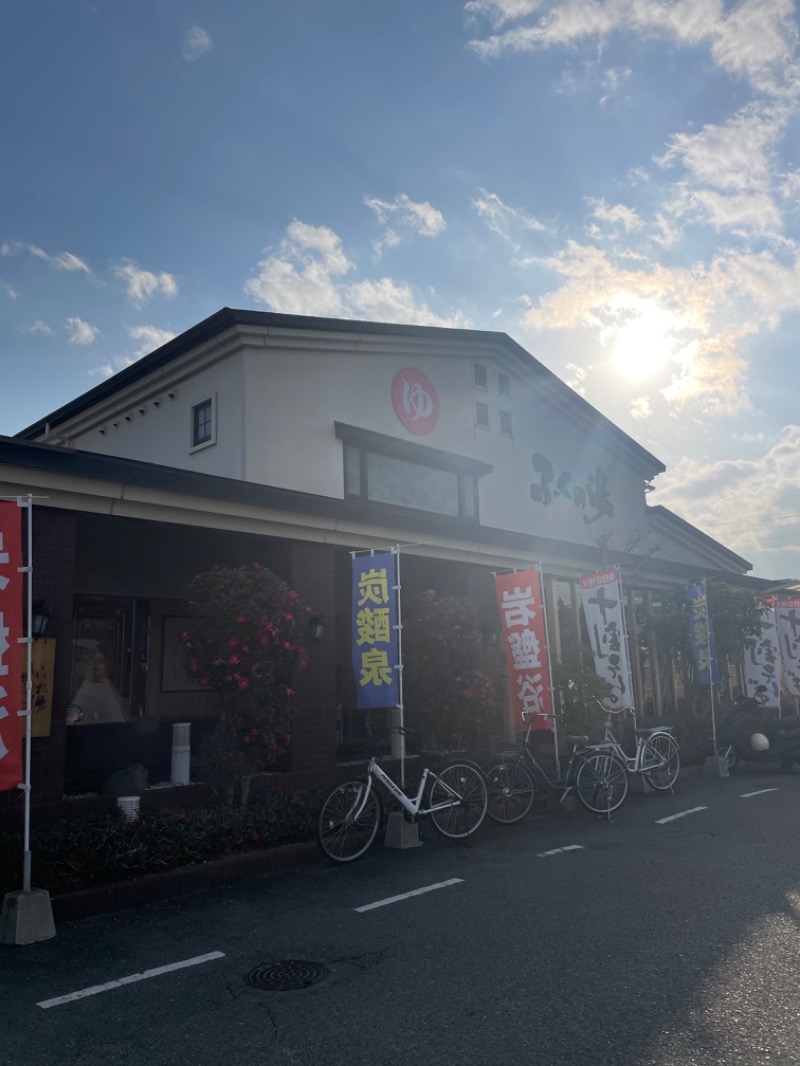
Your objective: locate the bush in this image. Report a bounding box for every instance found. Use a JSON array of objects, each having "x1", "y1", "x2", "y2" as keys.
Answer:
[
  {"x1": 0, "y1": 788, "x2": 321, "y2": 897},
  {"x1": 402, "y1": 590, "x2": 498, "y2": 751},
  {"x1": 182, "y1": 563, "x2": 314, "y2": 804}
]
